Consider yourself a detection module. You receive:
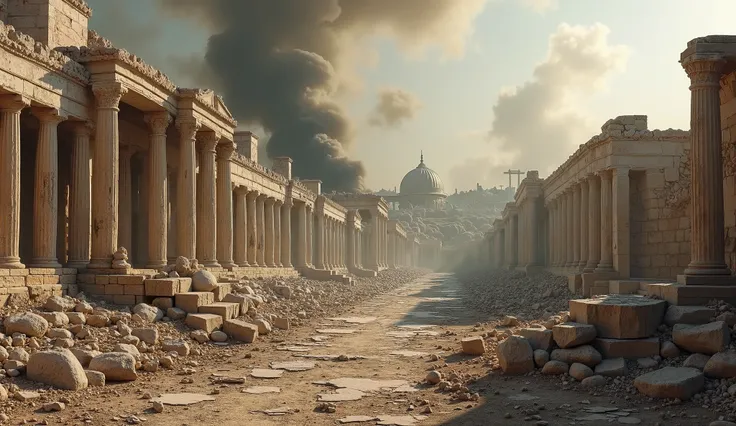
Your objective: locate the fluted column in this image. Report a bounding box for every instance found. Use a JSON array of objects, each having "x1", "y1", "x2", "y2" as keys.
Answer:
[
  {"x1": 233, "y1": 187, "x2": 248, "y2": 267},
  {"x1": 565, "y1": 189, "x2": 575, "y2": 268},
  {"x1": 264, "y1": 197, "x2": 275, "y2": 267},
  {"x1": 88, "y1": 82, "x2": 126, "y2": 269},
  {"x1": 30, "y1": 108, "x2": 64, "y2": 267},
  {"x1": 118, "y1": 146, "x2": 133, "y2": 255},
  {"x1": 306, "y1": 207, "x2": 313, "y2": 266},
  {"x1": 0, "y1": 96, "x2": 28, "y2": 268},
  {"x1": 216, "y1": 142, "x2": 235, "y2": 268},
  {"x1": 572, "y1": 183, "x2": 581, "y2": 270},
  {"x1": 296, "y1": 203, "x2": 307, "y2": 267},
  {"x1": 175, "y1": 117, "x2": 199, "y2": 260},
  {"x1": 256, "y1": 194, "x2": 266, "y2": 266},
  {"x1": 274, "y1": 200, "x2": 282, "y2": 267},
  {"x1": 246, "y1": 190, "x2": 258, "y2": 266},
  {"x1": 682, "y1": 57, "x2": 730, "y2": 276},
  {"x1": 332, "y1": 220, "x2": 338, "y2": 268},
  {"x1": 368, "y1": 211, "x2": 380, "y2": 270},
  {"x1": 196, "y1": 132, "x2": 219, "y2": 266},
  {"x1": 555, "y1": 199, "x2": 563, "y2": 267},
  {"x1": 548, "y1": 202, "x2": 556, "y2": 267},
  {"x1": 579, "y1": 179, "x2": 589, "y2": 270},
  {"x1": 596, "y1": 170, "x2": 614, "y2": 272},
  {"x1": 281, "y1": 199, "x2": 292, "y2": 268},
  {"x1": 314, "y1": 212, "x2": 325, "y2": 269},
  {"x1": 347, "y1": 222, "x2": 355, "y2": 270},
  {"x1": 167, "y1": 170, "x2": 177, "y2": 265},
  {"x1": 67, "y1": 121, "x2": 92, "y2": 269},
  {"x1": 144, "y1": 112, "x2": 170, "y2": 268},
  {"x1": 585, "y1": 174, "x2": 601, "y2": 272}
]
